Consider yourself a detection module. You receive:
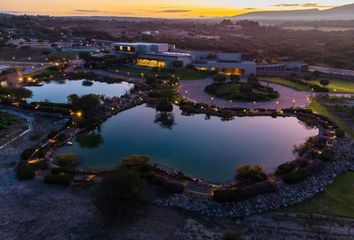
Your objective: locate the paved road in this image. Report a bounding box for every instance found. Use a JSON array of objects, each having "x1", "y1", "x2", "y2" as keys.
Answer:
[
  {"x1": 309, "y1": 65, "x2": 354, "y2": 77},
  {"x1": 179, "y1": 79, "x2": 312, "y2": 109}
]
